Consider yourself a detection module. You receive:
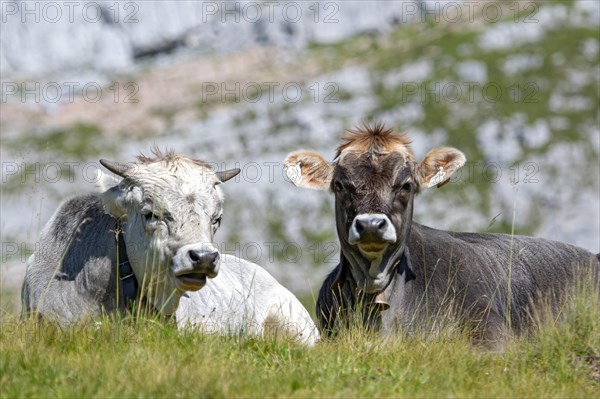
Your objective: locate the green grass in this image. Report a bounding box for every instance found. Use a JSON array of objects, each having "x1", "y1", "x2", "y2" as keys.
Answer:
[{"x1": 2, "y1": 279, "x2": 598, "y2": 398}]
